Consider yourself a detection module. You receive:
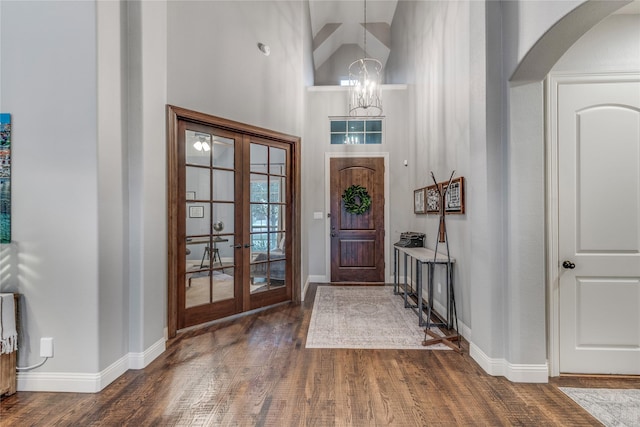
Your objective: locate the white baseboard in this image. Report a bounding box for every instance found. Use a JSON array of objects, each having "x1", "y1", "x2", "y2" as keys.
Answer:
[
  {"x1": 17, "y1": 337, "x2": 166, "y2": 393},
  {"x1": 469, "y1": 341, "x2": 549, "y2": 383},
  {"x1": 302, "y1": 277, "x2": 310, "y2": 301},
  {"x1": 307, "y1": 275, "x2": 328, "y2": 283},
  {"x1": 128, "y1": 337, "x2": 166, "y2": 370}
]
